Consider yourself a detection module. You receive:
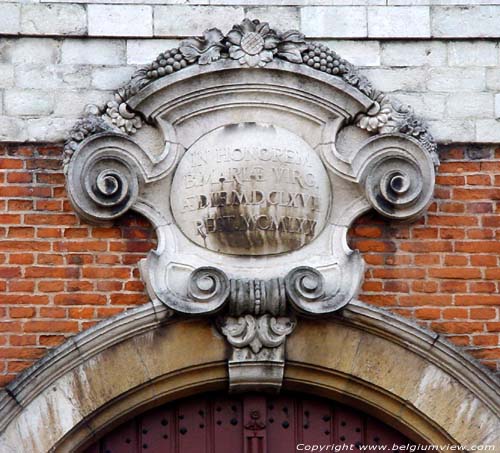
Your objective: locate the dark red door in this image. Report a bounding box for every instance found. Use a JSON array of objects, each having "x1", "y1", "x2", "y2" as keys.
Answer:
[{"x1": 84, "y1": 392, "x2": 413, "y2": 453}]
